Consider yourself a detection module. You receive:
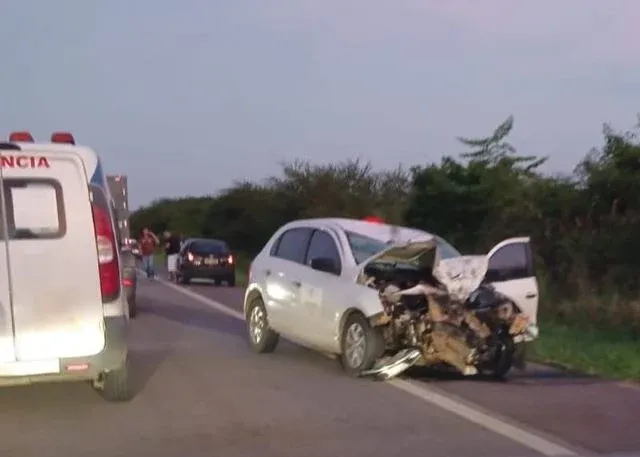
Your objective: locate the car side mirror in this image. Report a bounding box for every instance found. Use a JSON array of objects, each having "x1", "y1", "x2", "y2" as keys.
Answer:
[{"x1": 310, "y1": 257, "x2": 339, "y2": 275}]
